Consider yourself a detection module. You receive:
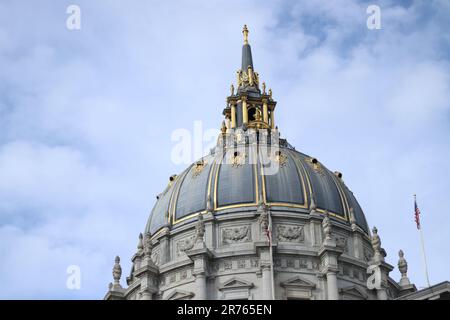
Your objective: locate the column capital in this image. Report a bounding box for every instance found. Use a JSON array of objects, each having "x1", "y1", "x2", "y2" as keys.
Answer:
[
  {"x1": 186, "y1": 246, "x2": 213, "y2": 260},
  {"x1": 319, "y1": 244, "x2": 344, "y2": 274}
]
